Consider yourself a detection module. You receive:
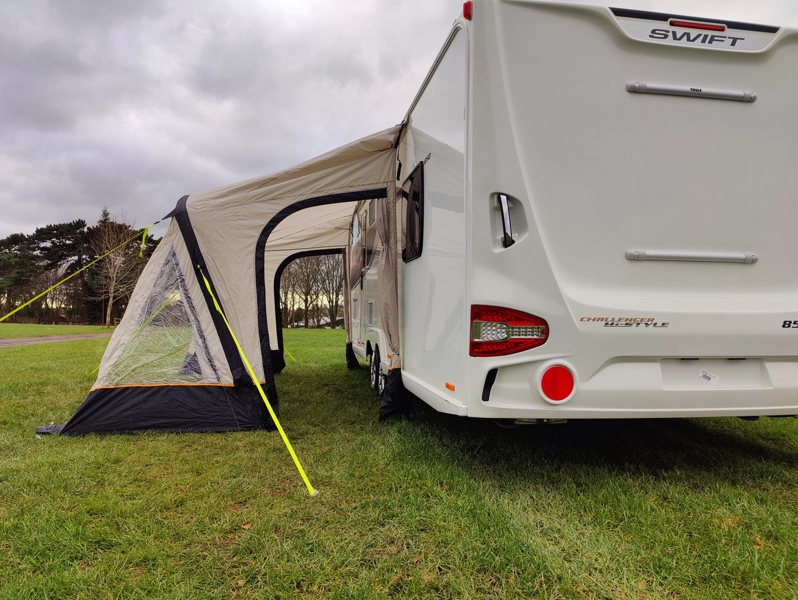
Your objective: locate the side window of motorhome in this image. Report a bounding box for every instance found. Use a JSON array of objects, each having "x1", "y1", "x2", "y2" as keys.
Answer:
[
  {"x1": 349, "y1": 212, "x2": 363, "y2": 286},
  {"x1": 402, "y1": 163, "x2": 424, "y2": 262}
]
